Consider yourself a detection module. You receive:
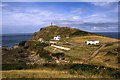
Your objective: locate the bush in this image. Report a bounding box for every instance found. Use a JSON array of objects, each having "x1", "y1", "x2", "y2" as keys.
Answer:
[
  {"x1": 52, "y1": 53, "x2": 64, "y2": 59},
  {"x1": 37, "y1": 49, "x2": 52, "y2": 60},
  {"x1": 36, "y1": 42, "x2": 49, "y2": 49},
  {"x1": 69, "y1": 70, "x2": 76, "y2": 74},
  {"x1": 27, "y1": 41, "x2": 49, "y2": 51},
  {"x1": 2, "y1": 64, "x2": 39, "y2": 70},
  {"x1": 105, "y1": 43, "x2": 113, "y2": 47},
  {"x1": 19, "y1": 41, "x2": 27, "y2": 46}
]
